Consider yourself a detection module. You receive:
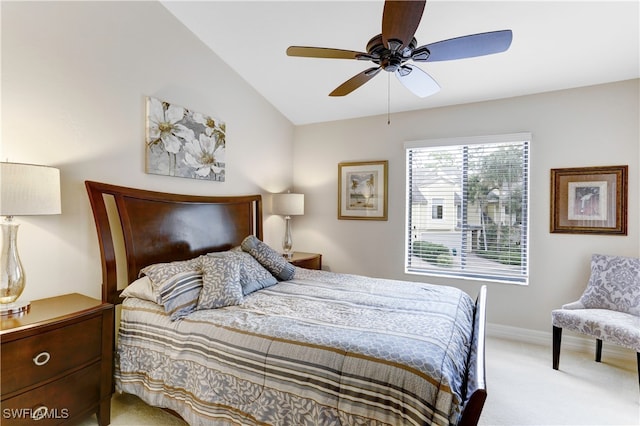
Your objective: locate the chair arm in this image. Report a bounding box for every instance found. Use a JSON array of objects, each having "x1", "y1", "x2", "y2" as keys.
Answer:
[{"x1": 561, "y1": 300, "x2": 585, "y2": 310}]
